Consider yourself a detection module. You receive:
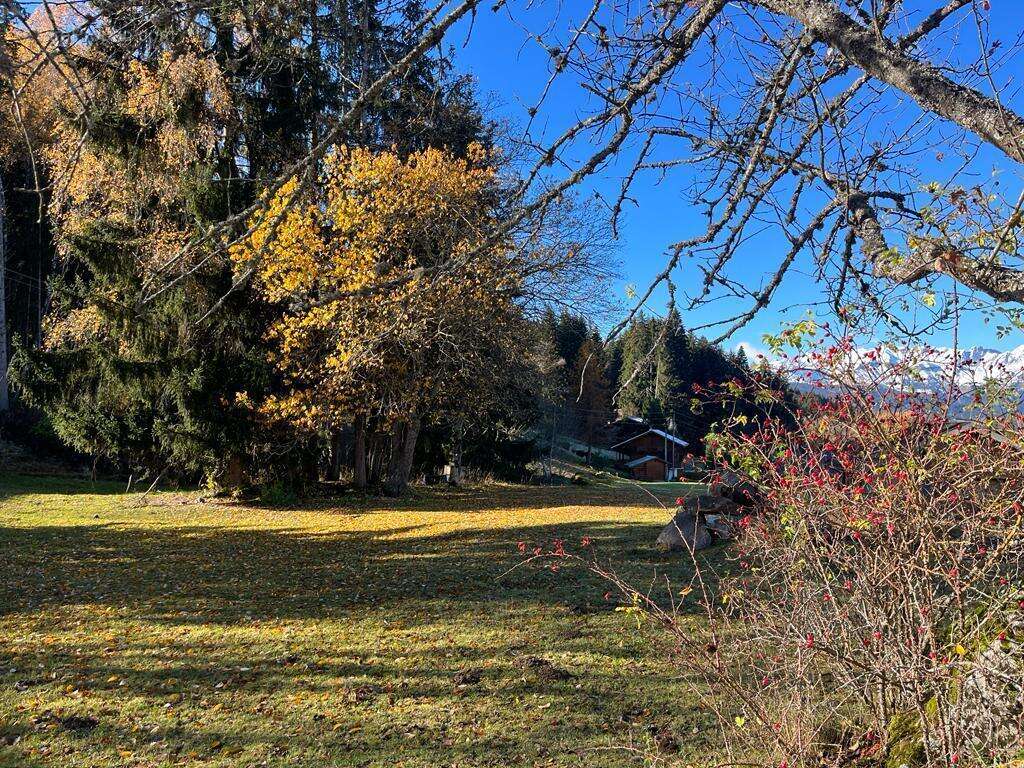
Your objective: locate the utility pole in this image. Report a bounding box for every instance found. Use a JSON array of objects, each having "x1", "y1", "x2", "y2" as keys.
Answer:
[
  {"x1": 0, "y1": 170, "x2": 8, "y2": 412},
  {"x1": 668, "y1": 415, "x2": 676, "y2": 478}
]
